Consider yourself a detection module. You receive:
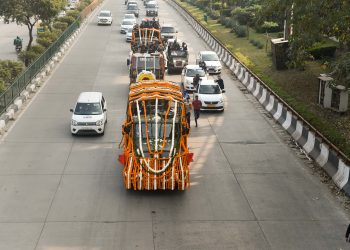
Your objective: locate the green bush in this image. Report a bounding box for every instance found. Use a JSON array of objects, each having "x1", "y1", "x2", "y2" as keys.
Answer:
[
  {"x1": 0, "y1": 60, "x2": 24, "y2": 85},
  {"x1": 18, "y1": 50, "x2": 40, "y2": 66},
  {"x1": 255, "y1": 21, "x2": 281, "y2": 33},
  {"x1": 250, "y1": 39, "x2": 263, "y2": 49},
  {"x1": 37, "y1": 30, "x2": 59, "y2": 40},
  {"x1": 53, "y1": 21, "x2": 68, "y2": 31},
  {"x1": 211, "y1": 2, "x2": 221, "y2": 10},
  {"x1": 66, "y1": 10, "x2": 80, "y2": 18},
  {"x1": 224, "y1": 17, "x2": 231, "y2": 28},
  {"x1": 308, "y1": 43, "x2": 337, "y2": 59},
  {"x1": 209, "y1": 10, "x2": 220, "y2": 20},
  {"x1": 0, "y1": 79, "x2": 6, "y2": 93},
  {"x1": 234, "y1": 25, "x2": 247, "y2": 37},
  {"x1": 57, "y1": 16, "x2": 76, "y2": 25},
  {"x1": 220, "y1": 9, "x2": 231, "y2": 17},
  {"x1": 37, "y1": 37, "x2": 53, "y2": 48},
  {"x1": 30, "y1": 45, "x2": 46, "y2": 54}
]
